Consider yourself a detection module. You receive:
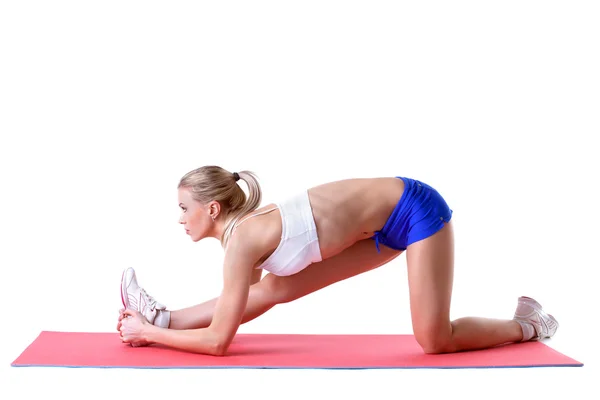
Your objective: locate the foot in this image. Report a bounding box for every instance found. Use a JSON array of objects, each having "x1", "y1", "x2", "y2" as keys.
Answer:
[
  {"x1": 513, "y1": 296, "x2": 559, "y2": 341},
  {"x1": 120, "y1": 267, "x2": 170, "y2": 329}
]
